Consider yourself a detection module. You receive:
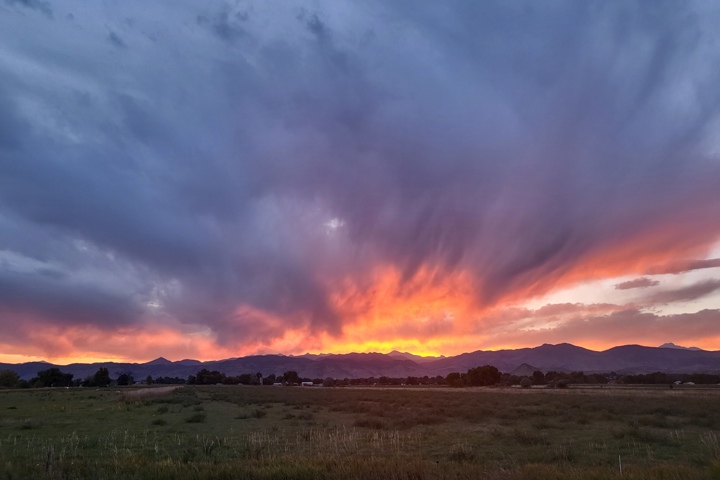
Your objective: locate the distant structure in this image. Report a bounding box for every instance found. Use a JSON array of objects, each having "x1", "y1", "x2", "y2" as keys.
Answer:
[{"x1": 301, "y1": 381, "x2": 313, "y2": 387}]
